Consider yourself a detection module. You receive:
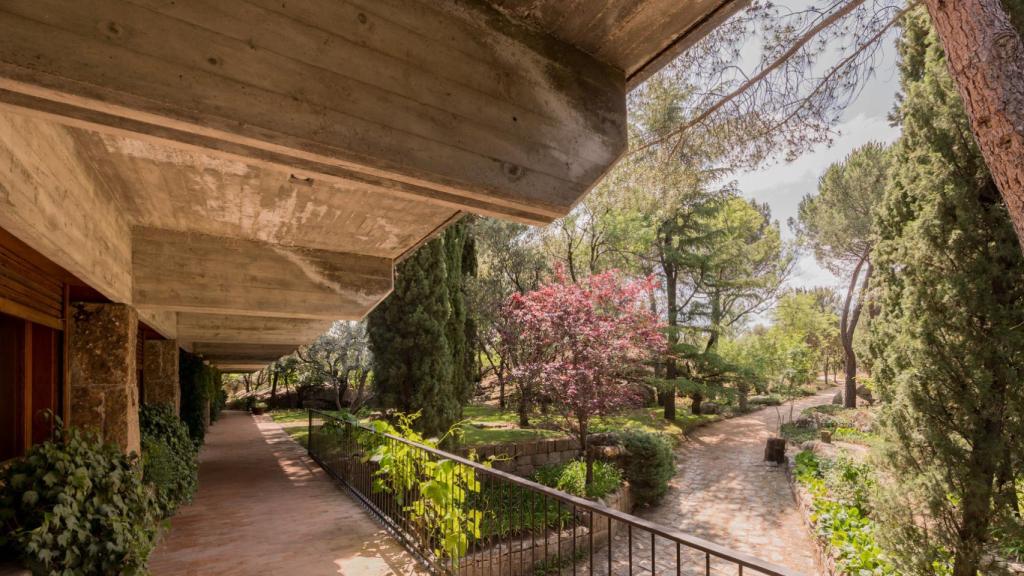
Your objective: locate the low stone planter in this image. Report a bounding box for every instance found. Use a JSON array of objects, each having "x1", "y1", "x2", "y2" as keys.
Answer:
[
  {"x1": 459, "y1": 483, "x2": 634, "y2": 576},
  {"x1": 459, "y1": 437, "x2": 580, "y2": 478},
  {"x1": 785, "y1": 454, "x2": 838, "y2": 576}
]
